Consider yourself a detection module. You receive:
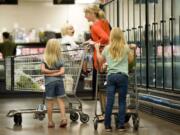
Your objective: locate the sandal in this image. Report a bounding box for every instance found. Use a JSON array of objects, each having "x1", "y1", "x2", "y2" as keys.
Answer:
[
  {"x1": 59, "y1": 119, "x2": 67, "y2": 128},
  {"x1": 48, "y1": 121, "x2": 55, "y2": 128}
]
